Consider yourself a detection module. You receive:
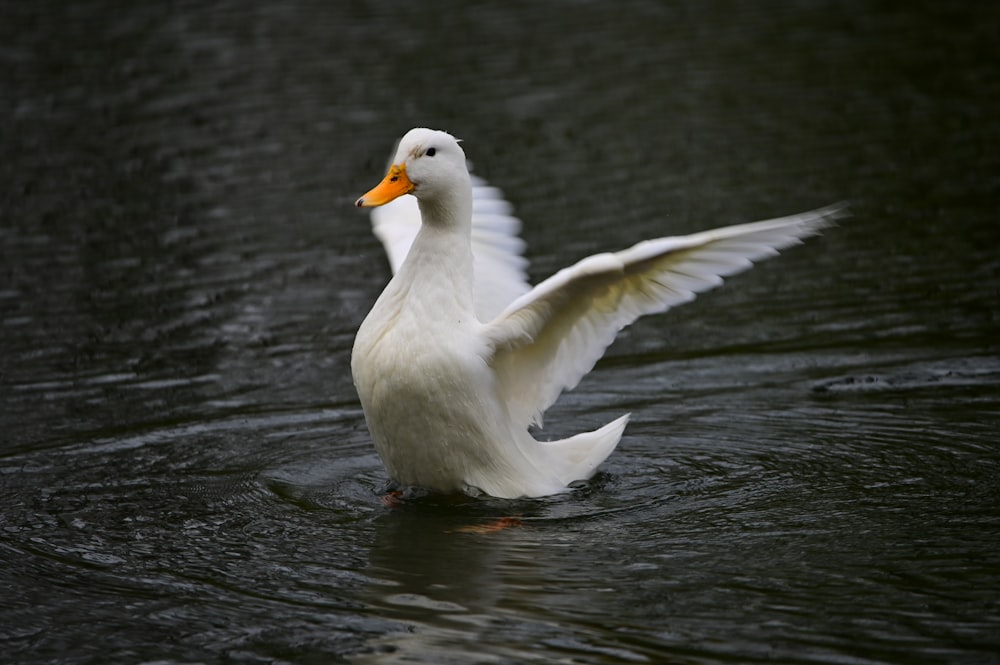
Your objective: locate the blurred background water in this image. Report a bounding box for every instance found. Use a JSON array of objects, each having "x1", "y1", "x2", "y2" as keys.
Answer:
[{"x1": 1, "y1": 1, "x2": 998, "y2": 663}]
